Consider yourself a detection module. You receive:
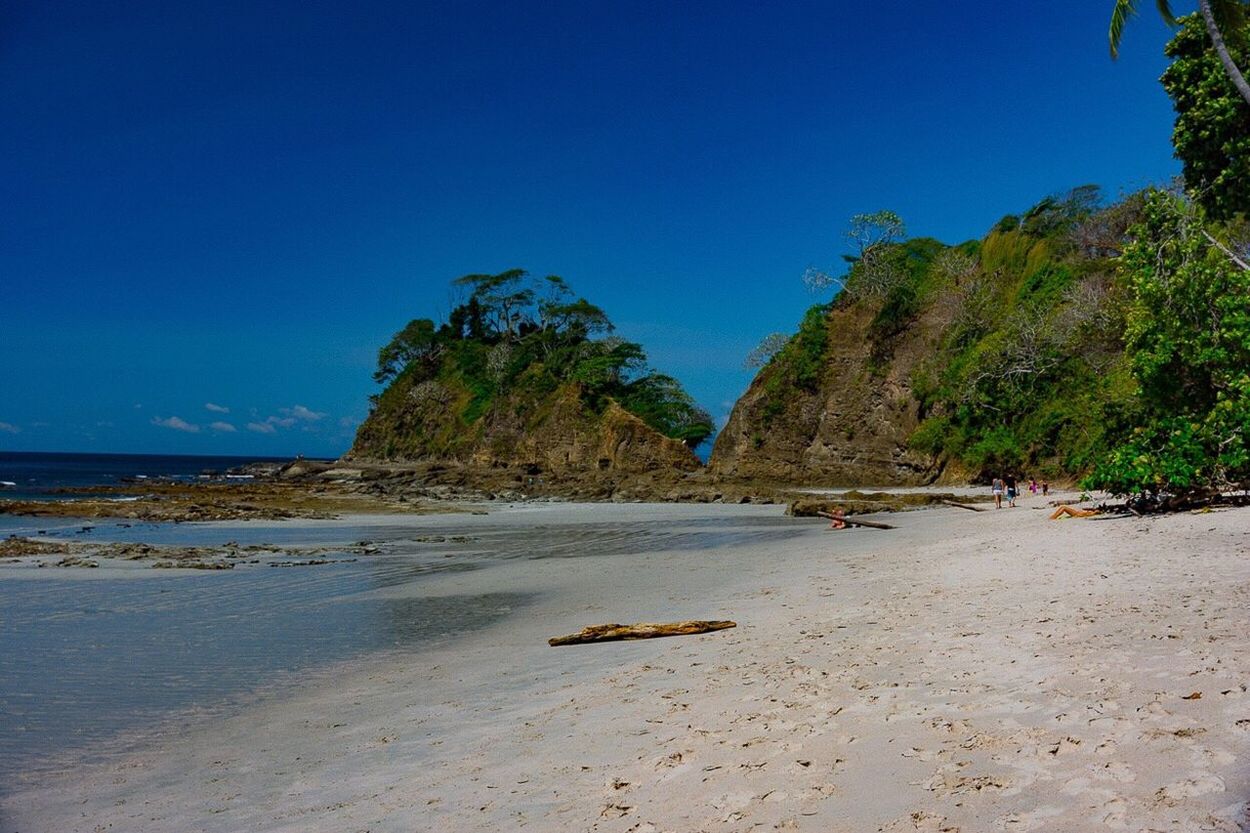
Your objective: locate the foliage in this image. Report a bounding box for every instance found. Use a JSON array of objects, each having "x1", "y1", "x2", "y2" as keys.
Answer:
[
  {"x1": 1162, "y1": 13, "x2": 1250, "y2": 221},
  {"x1": 770, "y1": 188, "x2": 1136, "y2": 479},
  {"x1": 374, "y1": 318, "x2": 442, "y2": 384},
  {"x1": 801, "y1": 210, "x2": 909, "y2": 300},
  {"x1": 744, "y1": 333, "x2": 791, "y2": 369},
  {"x1": 1086, "y1": 190, "x2": 1250, "y2": 495},
  {"x1": 768, "y1": 304, "x2": 830, "y2": 395},
  {"x1": 366, "y1": 269, "x2": 713, "y2": 450},
  {"x1": 1109, "y1": 0, "x2": 1178, "y2": 59},
  {"x1": 845, "y1": 210, "x2": 907, "y2": 259}
]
